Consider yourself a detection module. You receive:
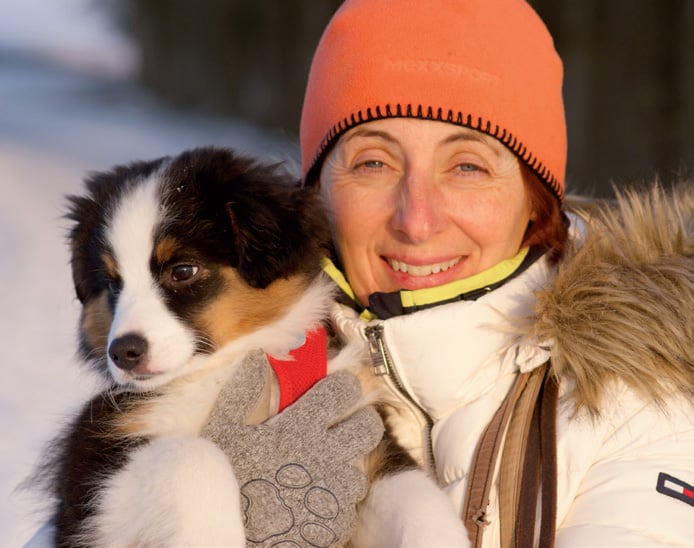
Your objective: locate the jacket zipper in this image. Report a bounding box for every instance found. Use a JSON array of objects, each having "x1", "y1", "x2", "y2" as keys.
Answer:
[{"x1": 364, "y1": 324, "x2": 437, "y2": 475}]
